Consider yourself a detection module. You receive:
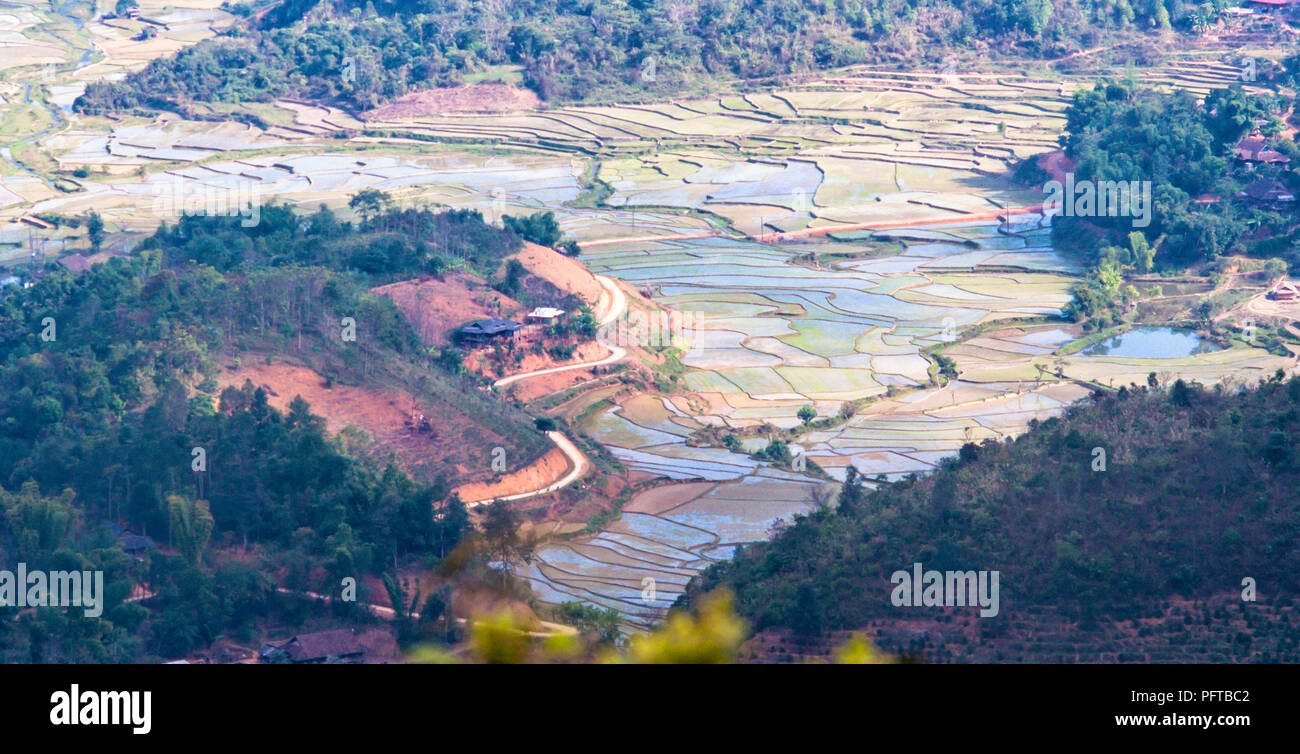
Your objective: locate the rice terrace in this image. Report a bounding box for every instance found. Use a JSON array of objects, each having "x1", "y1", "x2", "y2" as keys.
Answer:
[{"x1": 2, "y1": 0, "x2": 1299, "y2": 673}]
